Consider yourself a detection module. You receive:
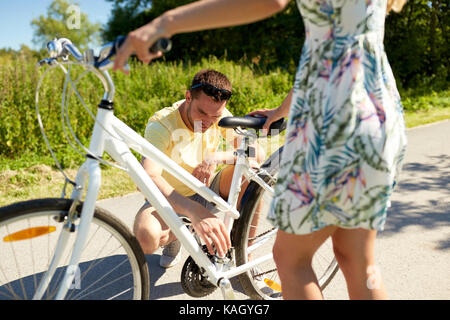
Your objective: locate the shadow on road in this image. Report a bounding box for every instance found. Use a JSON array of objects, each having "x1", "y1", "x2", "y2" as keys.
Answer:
[
  {"x1": 384, "y1": 154, "x2": 450, "y2": 250},
  {"x1": 145, "y1": 254, "x2": 185, "y2": 299},
  {"x1": 145, "y1": 253, "x2": 247, "y2": 300},
  {"x1": 0, "y1": 255, "x2": 138, "y2": 300}
]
